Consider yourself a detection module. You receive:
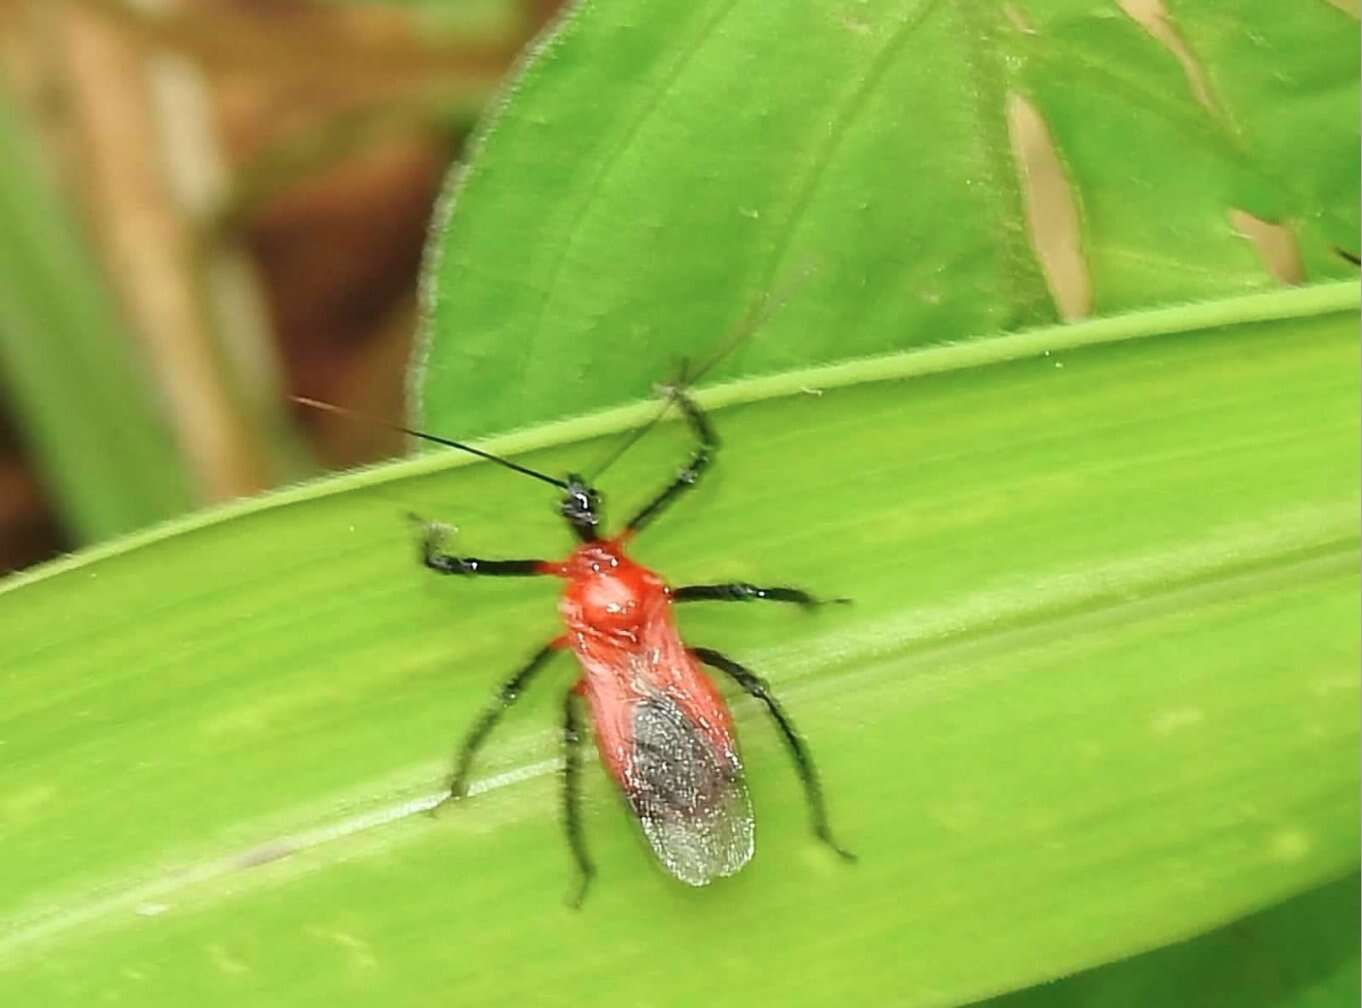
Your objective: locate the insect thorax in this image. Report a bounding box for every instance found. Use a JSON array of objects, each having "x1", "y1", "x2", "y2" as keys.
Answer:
[{"x1": 558, "y1": 541, "x2": 666, "y2": 640}]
